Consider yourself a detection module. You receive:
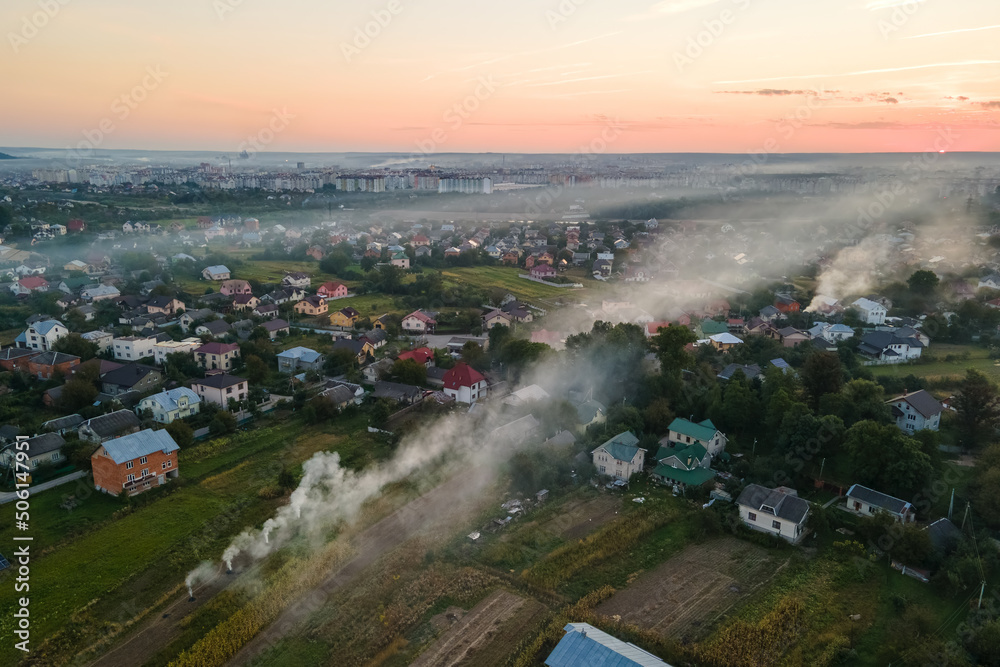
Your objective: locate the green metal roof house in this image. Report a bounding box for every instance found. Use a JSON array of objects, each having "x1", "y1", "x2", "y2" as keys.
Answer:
[
  {"x1": 591, "y1": 431, "x2": 645, "y2": 481},
  {"x1": 663, "y1": 418, "x2": 727, "y2": 457}
]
